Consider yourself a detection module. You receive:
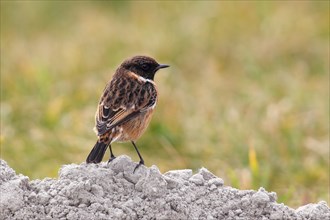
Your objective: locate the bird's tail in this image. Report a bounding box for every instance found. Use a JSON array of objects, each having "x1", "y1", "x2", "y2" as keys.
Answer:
[{"x1": 86, "y1": 140, "x2": 108, "y2": 163}]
